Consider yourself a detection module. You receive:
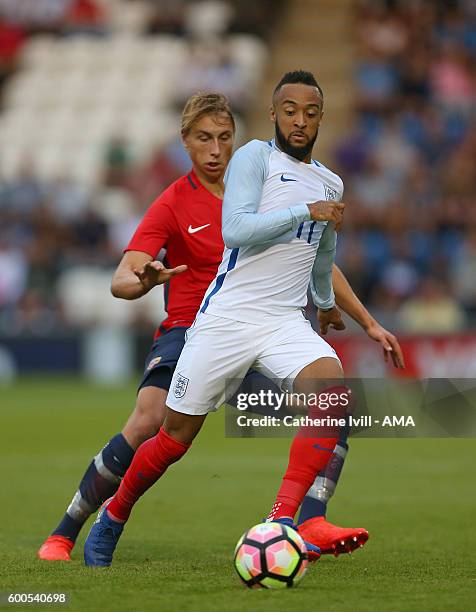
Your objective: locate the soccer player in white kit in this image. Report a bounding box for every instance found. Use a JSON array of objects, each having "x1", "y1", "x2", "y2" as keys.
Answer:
[{"x1": 84, "y1": 71, "x2": 370, "y2": 566}]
